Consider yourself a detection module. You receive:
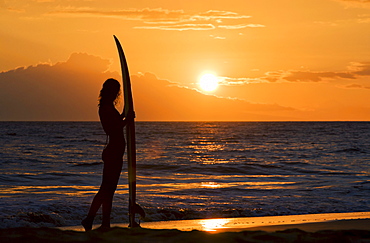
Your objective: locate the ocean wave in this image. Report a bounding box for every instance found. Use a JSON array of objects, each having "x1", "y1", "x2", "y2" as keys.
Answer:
[
  {"x1": 334, "y1": 147, "x2": 367, "y2": 154},
  {"x1": 70, "y1": 162, "x2": 102, "y2": 167},
  {"x1": 1, "y1": 200, "x2": 369, "y2": 229},
  {"x1": 1, "y1": 121, "x2": 369, "y2": 229}
]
